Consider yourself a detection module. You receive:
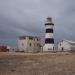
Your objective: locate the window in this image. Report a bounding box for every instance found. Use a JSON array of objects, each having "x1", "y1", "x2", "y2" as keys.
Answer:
[
  {"x1": 37, "y1": 44, "x2": 38, "y2": 46},
  {"x1": 34, "y1": 38, "x2": 35, "y2": 41},
  {"x1": 60, "y1": 43, "x2": 61, "y2": 46},
  {"x1": 29, "y1": 37, "x2": 33, "y2": 40},
  {"x1": 37, "y1": 38, "x2": 40, "y2": 41},
  {"x1": 37, "y1": 38, "x2": 38, "y2": 41},
  {"x1": 34, "y1": 43, "x2": 35, "y2": 46},
  {"x1": 29, "y1": 43, "x2": 32, "y2": 47},
  {"x1": 61, "y1": 40, "x2": 63, "y2": 42},
  {"x1": 53, "y1": 47, "x2": 54, "y2": 50},
  {"x1": 37, "y1": 44, "x2": 40, "y2": 47},
  {"x1": 22, "y1": 43, "x2": 24, "y2": 46},
  {"x1": 61, "y1": 47, "x2": 64, "y2": 51}
]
